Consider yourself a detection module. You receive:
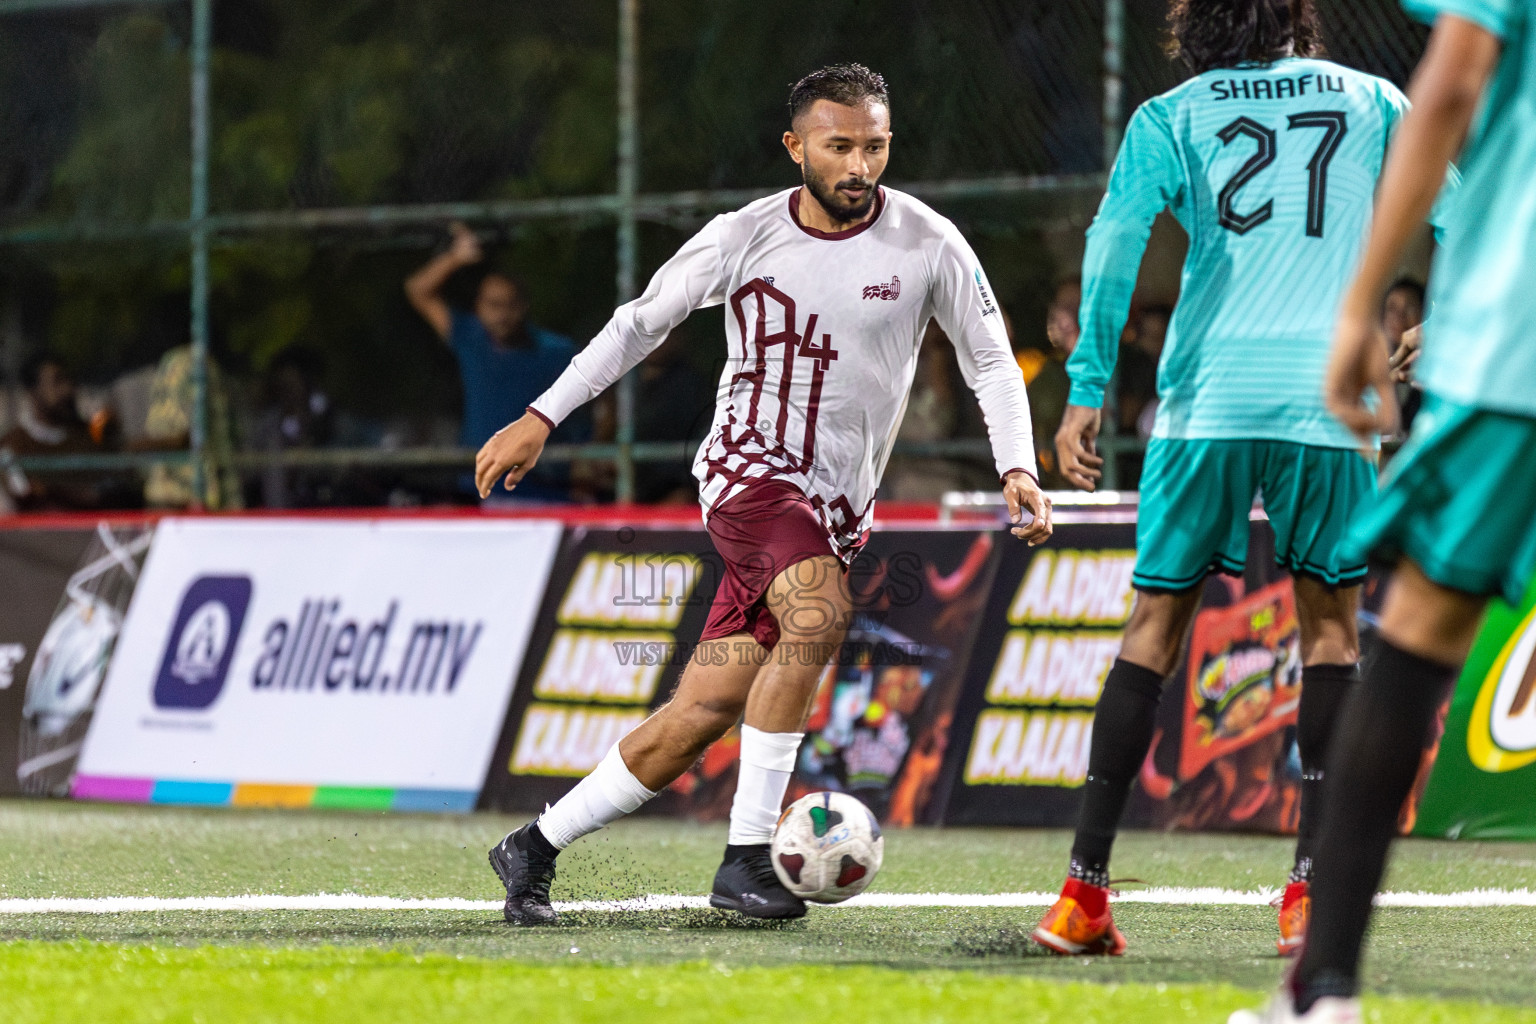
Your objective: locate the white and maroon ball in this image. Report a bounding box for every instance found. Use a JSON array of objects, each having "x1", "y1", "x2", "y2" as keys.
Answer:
[{"x1": 770, "y1": 791, "x2": 884, "y2": 904}]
